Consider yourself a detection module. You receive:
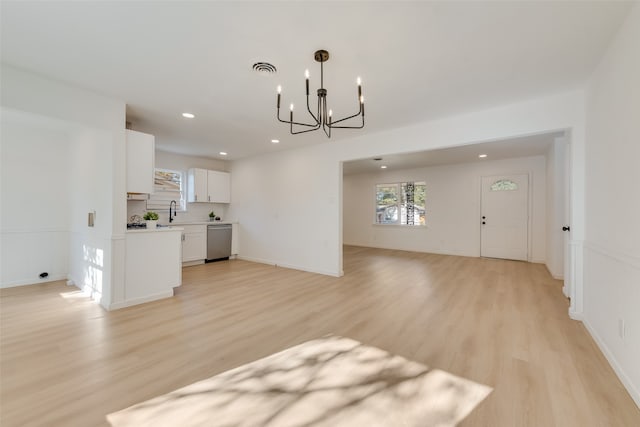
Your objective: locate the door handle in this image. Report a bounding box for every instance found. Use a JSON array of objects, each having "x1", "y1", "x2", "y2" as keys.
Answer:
[{"x1": 562, "y1": 226, "x2": 570, "y2": 232}]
